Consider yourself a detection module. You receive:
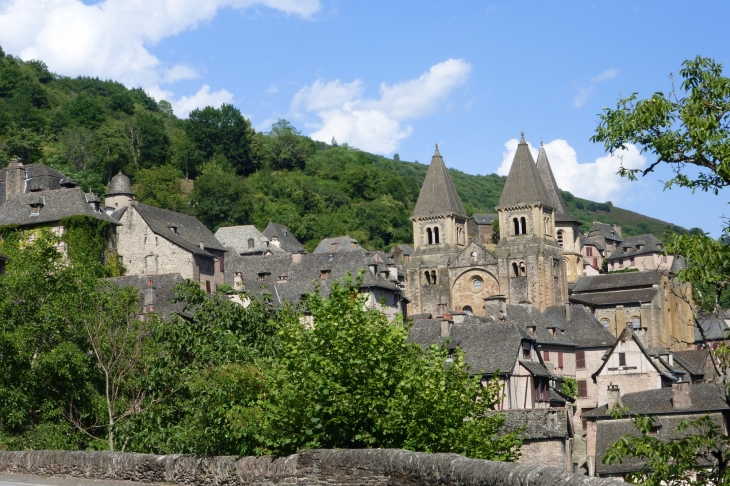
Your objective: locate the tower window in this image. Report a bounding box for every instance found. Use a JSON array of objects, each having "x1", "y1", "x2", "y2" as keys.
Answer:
[
  {"x1": 520, "y1": 217, "x2": 526, "y2": 235},
  {"x1": 519, "y1": 262, "x2": 526, "y2": 276},
  {"x1": 512, "y1": 262, "x2": 519, "y2": 277},
  {"x1": 631, "y1": 316, "x2": 640, "y2": 329},
  {"x1": 434, "y1": 227, "x2": 440, "y2": 244},
  {"x1": 427, "y1": 227, "x2": 433, "y2": 245},
  {"x1": 247, "y1": 238, "x2": 255, "y2": 249},
  {"x1": 557, "y1": 231, "x2": 564, "y2": 248},
  {"x1": 513, "y1": 218, "x2": 520, "y2": 235},
  {"x1": 424, "y1": 270, "x2": 431, "y2": 285},
  {"x1": 431, "y1": 270, "x2": 437, "y2": 284}
]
